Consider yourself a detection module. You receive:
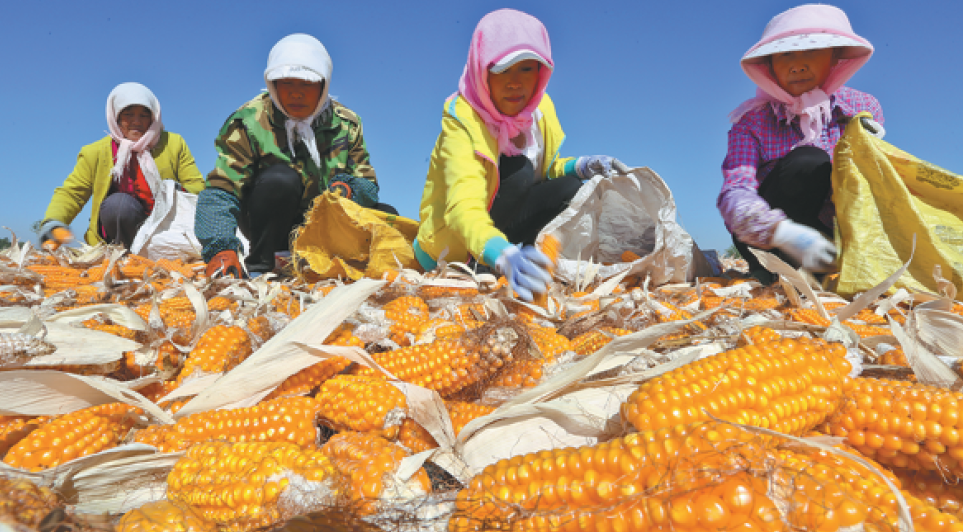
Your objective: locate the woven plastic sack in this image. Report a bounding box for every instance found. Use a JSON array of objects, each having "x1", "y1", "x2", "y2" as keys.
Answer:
[
  {"x1": 538, "y1": 168, "x2": 714, "y2": 285},
  {"x1": 291, "y1": 191, "x2": 420, "y2": 280},
  {"x1": 832, "y1": 112, "x2": 963, "y2": 297}
]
